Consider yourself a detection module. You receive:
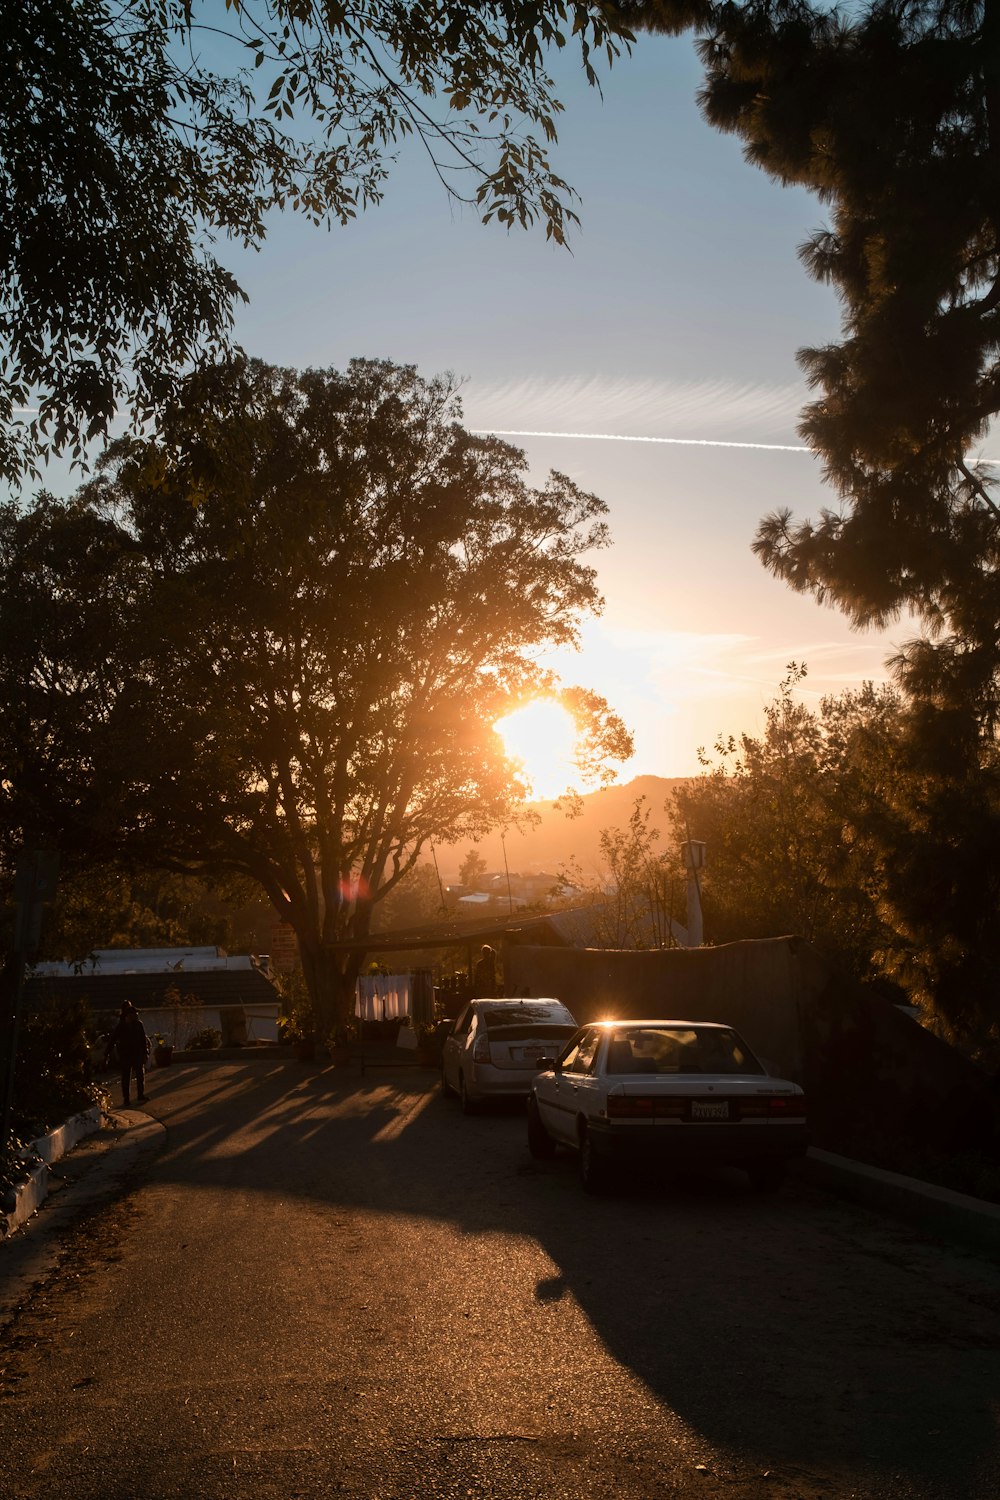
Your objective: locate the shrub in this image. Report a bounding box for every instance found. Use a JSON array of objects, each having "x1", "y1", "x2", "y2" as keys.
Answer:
[
  {"x1": 11, "y1": 994, "x2": 97, "y2": 1138},
  {"x1": 186, "y1": 1027, "x2": 222, "y2": 1050},
  {"x1": 274, "y1": 966, "x2": 315, "y2": 1045}
]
